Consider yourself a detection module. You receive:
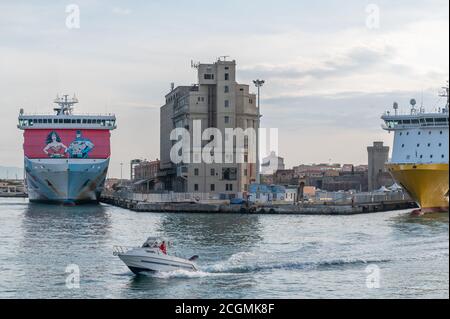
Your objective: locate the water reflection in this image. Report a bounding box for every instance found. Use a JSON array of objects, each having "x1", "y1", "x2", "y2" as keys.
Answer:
[
  {"x1": 158, "y1": 214, "x2": 262, "y2": 245},
  {"x1": 389, "y1": 211, "x2": 449, "y2": 237},
  {"x1": 13, "y1": 202, "x2": 113, "y2": 298},
  {"x1": 22, "y1": 202, "x2": 112, "y2": 239},
  {"x1": 157, "y1": 214, "x2": 263, "y2": 260}
]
